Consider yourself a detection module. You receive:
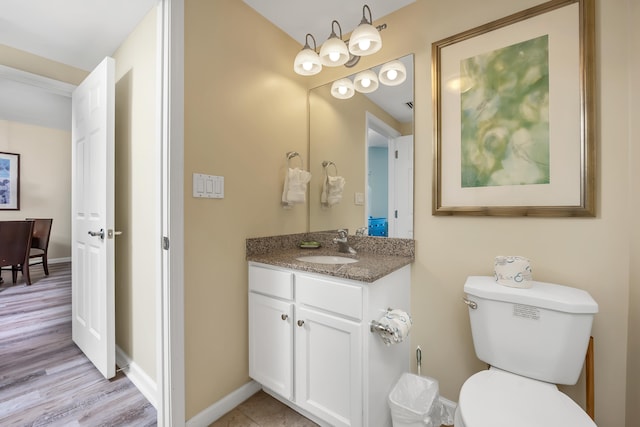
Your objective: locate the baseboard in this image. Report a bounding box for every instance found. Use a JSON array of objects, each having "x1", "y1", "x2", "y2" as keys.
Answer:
[
  {"x1": 440, "y1": 395, "x2": 458, "y2": 424},
  {"x1": 46, "y1": 257, "x2": 71, "y2": 264},
  {"x1": 115, "y1": 346, "x2": 158, "y2": 409},
  {"x1": 186, "y1": 380, "x2": 262, "y2": 427}
]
